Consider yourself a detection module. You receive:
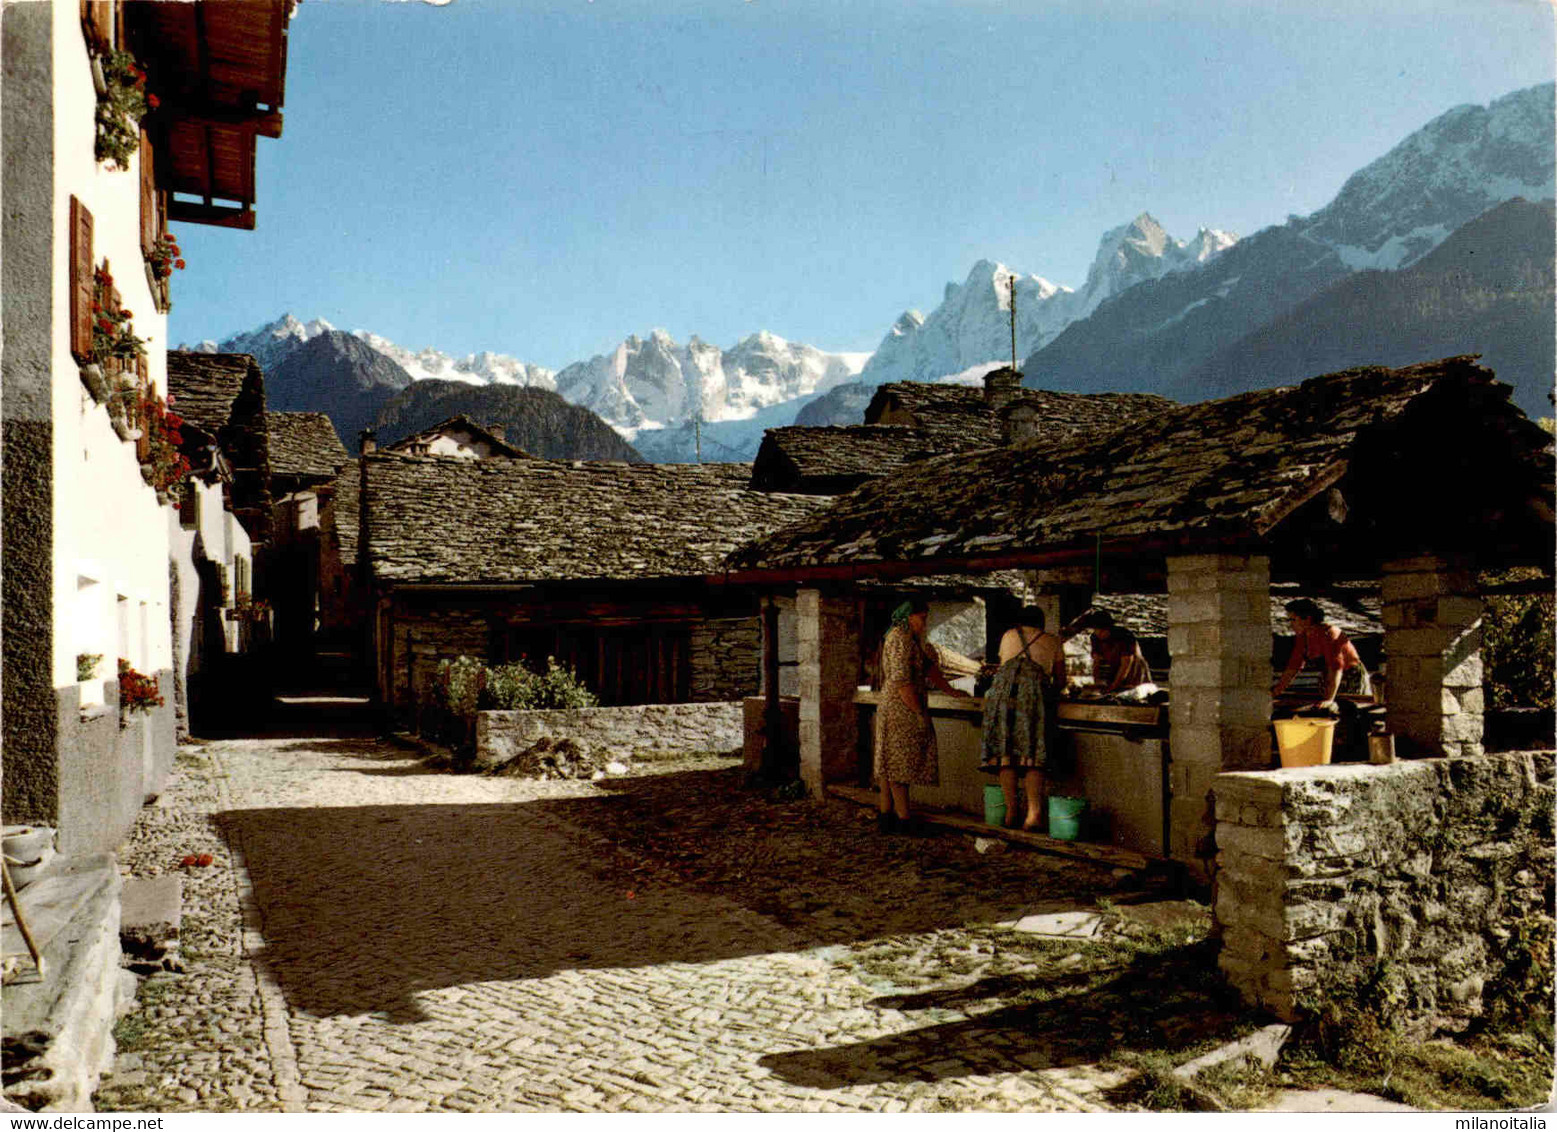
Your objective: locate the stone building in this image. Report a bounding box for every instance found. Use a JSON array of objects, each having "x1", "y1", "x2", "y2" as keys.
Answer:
[
  {"x1": 355, "y1": 454, "x2": 832, "y2": 719},
  {"x1": 729, "y1": 358, "x2": 1552, "y2": 852},
  {"x1": 752, "y1": 371, "x2": 1172, "y2": 494},
  {"x1": 1, "y1": 0, "x2": 298, "y2": 1108},
  {"x1": 164, "y1": 353, "x2": 278, "y2": 732},
  {"x1": 265, "y1": 411, "x2": 351, "y2": 666},
  {"x1": 2, "y1": 3, "x2": 292, "y2": 855},
  {"x1": 728, "y1": 355, "x2": 1554, "y2": 1028},
  {"x1": 379, "y1": 414, "x2": 525, "y2": 460}
]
